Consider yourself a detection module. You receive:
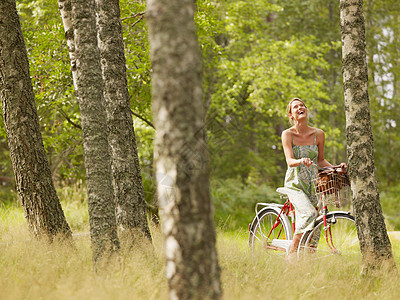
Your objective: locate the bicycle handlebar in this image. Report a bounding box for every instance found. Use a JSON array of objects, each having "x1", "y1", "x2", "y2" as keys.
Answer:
[{"x1": 307, "y1": 162, "x2": 347, "y2": 173}]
